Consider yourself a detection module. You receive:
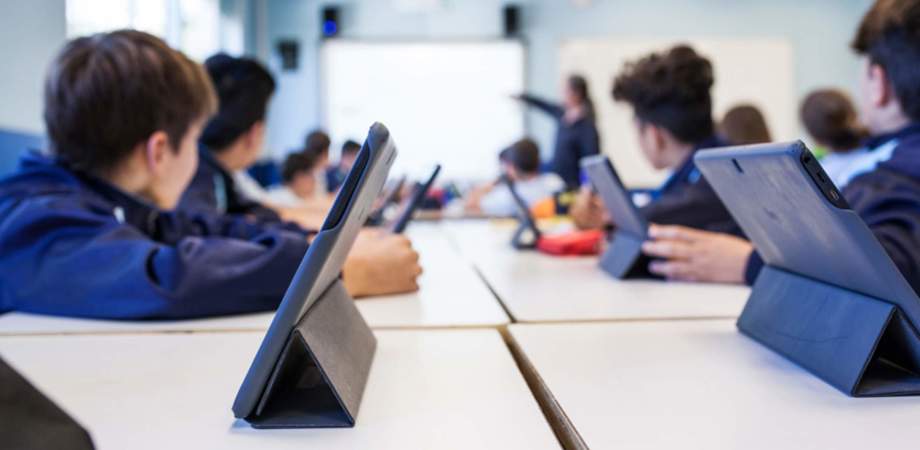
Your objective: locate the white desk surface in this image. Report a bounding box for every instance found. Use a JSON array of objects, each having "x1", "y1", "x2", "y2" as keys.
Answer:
[
  {"x1": 509, "y1": 320, "x2": 920, "y2": 450},
  {"x1": 0, "y1": 329, "x2": 559, "y2": 450},
  {"x1": 444, "y1": 220, "x2": 751, "y2": 323},
  {"x1": 0, "y1": 223, "x2": 508, "y2": 336}
]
